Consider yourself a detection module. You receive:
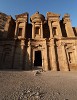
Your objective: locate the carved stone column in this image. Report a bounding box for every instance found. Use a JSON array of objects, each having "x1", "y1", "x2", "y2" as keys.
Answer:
[
  {"x1": 25, "y1": 41, "x2": 31, "y2": 70},
  {"x1": 57, "y1": 22, "x2": 62, "y2": 37},
  {"x1": 61, "y1": 43, "x2": 69, "y2": 71},
  {"x1": 44, "y1": 41, "x2": 48, "y2": 71},
  {"x1": 51, "y1": 41, "x2": 57, "y2": 71},
  {"x1": 15, "y1": 22, "x2": 18, "y2": 38},
  {"x1": 28, "y1": 41, "x2": 32, "y2": 68},
  {"x1": 41, "y1": 22, "x2": 43, "y2": 38},
  {"x1": 21, "y1": 40, "x2": 25, "y2": 69},
  {"x1": 48, "y1": 21, "x2": 53, "y2": 38},
  {"x1": 32, "y1": 22, "x2": 35, "y2": 39},
  {"x1": 74, "y1": 42, "x2": 77, "y2": 64},
  {"x1": 47, "y1": 45, "x2": 52, "y2": 70},
  {"x1": 22, "y1": 22, "x2": 26, "y2": 38}
]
